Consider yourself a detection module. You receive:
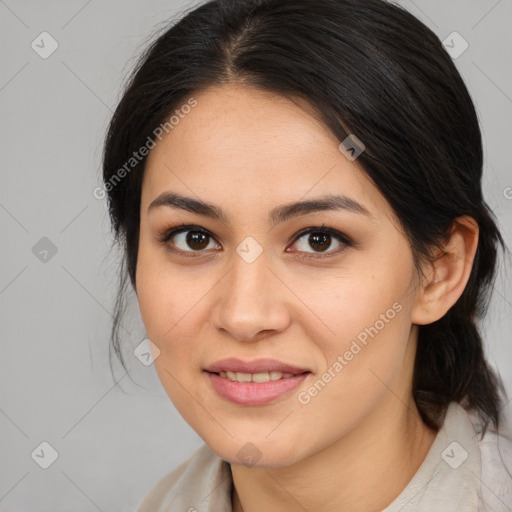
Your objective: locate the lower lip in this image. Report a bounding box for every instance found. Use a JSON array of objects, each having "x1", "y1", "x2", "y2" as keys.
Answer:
[{"x1": 206, "y1": 372, "x2": 310, "y2": 406}]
